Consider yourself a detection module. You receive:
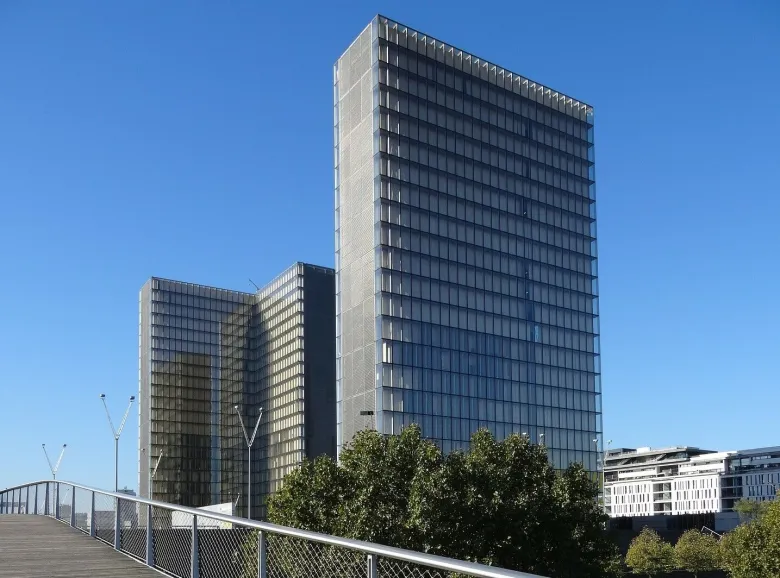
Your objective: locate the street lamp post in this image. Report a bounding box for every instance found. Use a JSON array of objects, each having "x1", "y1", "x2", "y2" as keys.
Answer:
[
  {"x1": 234, "y1": 405, "x2": 263, "y2": 520},
  {"x1": 594, "y1": 438, "x2": 612, "y2": 514},
  {"x1": 142, "y1": 448, "x2": 164, "y2": 499},
  {"x1": 42, "y1": 443, "x2": 67, "y2": 480},
  {"x1": 100, "y1": 394, "x2": 135, "y2": 492}
]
